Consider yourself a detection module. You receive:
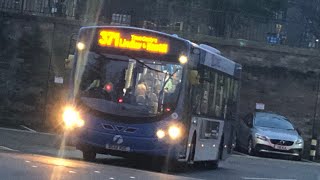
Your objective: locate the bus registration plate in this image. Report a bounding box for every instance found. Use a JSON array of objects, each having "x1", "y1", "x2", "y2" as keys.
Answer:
[
  {"x1": 274, "y1": 145, "x2": 288, "y2": 150},
  {"x1": 105, "y1": 144, "x2": 131, "y2": 152}
]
